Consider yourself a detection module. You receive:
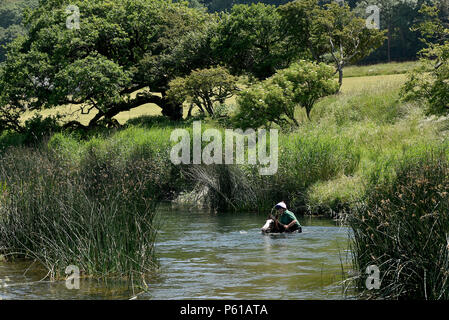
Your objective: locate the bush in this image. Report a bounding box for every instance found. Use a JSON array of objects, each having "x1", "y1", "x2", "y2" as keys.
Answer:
[
  {"x1": 184, "y1": 129, "x2": 361, "y2": 214},
  {"x1": 402, "y1": 59, "x2": 449, "y2": 116},
  {"x1": 167, "y1": 66, "x2": 238, "y2": 117},
  {"x1": 349, "y1": 150, "x2": 449, "y2": 299},
  {"x1": 22, "y1": 114, "x2": 62, "y2": 145},
  {"x1": 233, "y1": 61, "x2": 339, "y2": 129}
]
